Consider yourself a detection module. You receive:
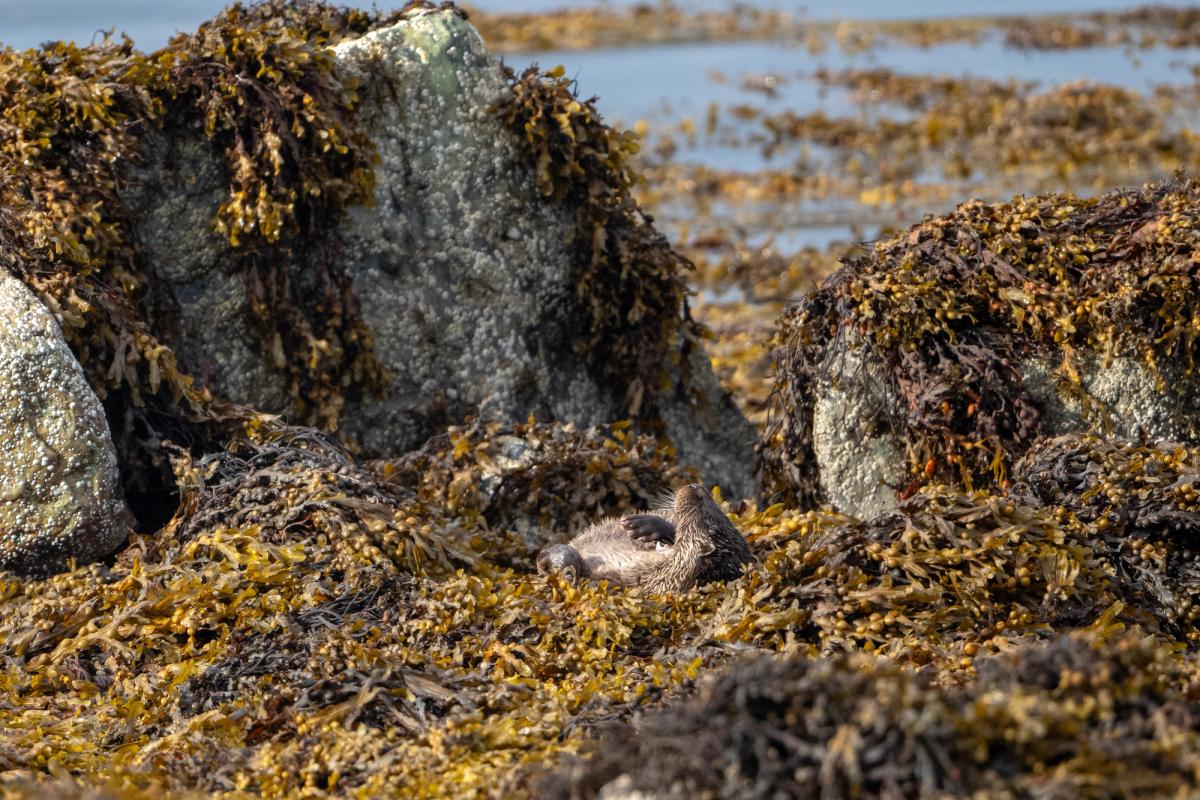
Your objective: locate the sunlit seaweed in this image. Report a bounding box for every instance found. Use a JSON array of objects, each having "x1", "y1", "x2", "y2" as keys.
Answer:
[{"x1": 7, "y1": 423, "x2": 1200, "y2": 795}]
